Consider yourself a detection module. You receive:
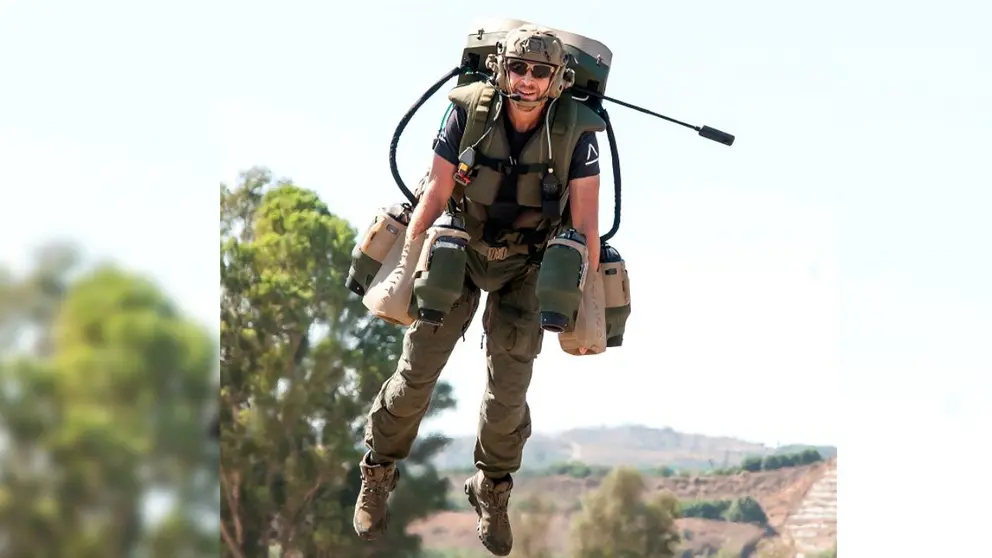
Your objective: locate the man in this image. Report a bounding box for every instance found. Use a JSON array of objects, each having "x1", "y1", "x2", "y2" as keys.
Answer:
[{"x1": 353, "y1": 24, "x2": 604, "y2": 556}]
